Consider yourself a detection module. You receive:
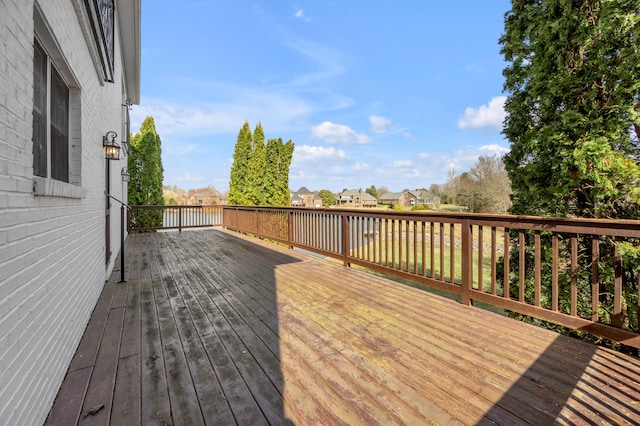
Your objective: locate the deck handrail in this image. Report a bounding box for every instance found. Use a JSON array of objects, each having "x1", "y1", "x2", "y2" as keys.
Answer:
[
  {"x1": 131, "y1": 204, "x2": 640, "y2": 348},
  {"x1": 128, "y1": 205, "x2": 223, "y2": 232}
]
